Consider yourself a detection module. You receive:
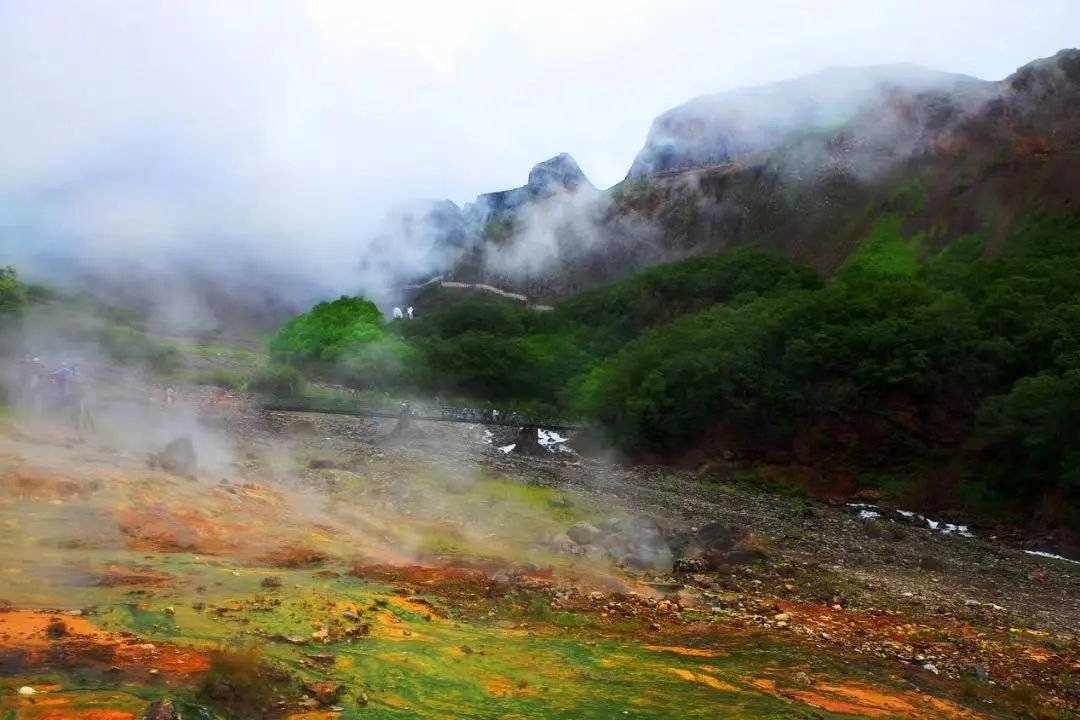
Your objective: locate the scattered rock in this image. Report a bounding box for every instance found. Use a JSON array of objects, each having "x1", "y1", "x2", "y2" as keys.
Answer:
[
  {"x1": 669, "y1": 590, "x2": 707, "y2": 609},
  {"x1": 17, "y1": 686, "x2": 36, "y2": 696},
  {"x1": 968, "y1": 665, "x2": 989, "y2": 683},
  {"x1": 343, "y1": 623, "x2": 371, "y2": 638},
  {"x1": 302, "y1": 680, "x2": 343, "y2": 706},
  {"x1": 142, "y1": 699, "x2": 180, "y2": 720},
  {"x1": 673, "y1": 557, "x2": 708, "y2": 573},
  {"x1": 922, "y1": 663, "x2": 940, "y2": 675},
  {"x1": 567, "y1": 522, "x2": 602, "y2": 545},
  {"x1": 261, "y1": 576, "x2": 283, "y2": 589}
]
